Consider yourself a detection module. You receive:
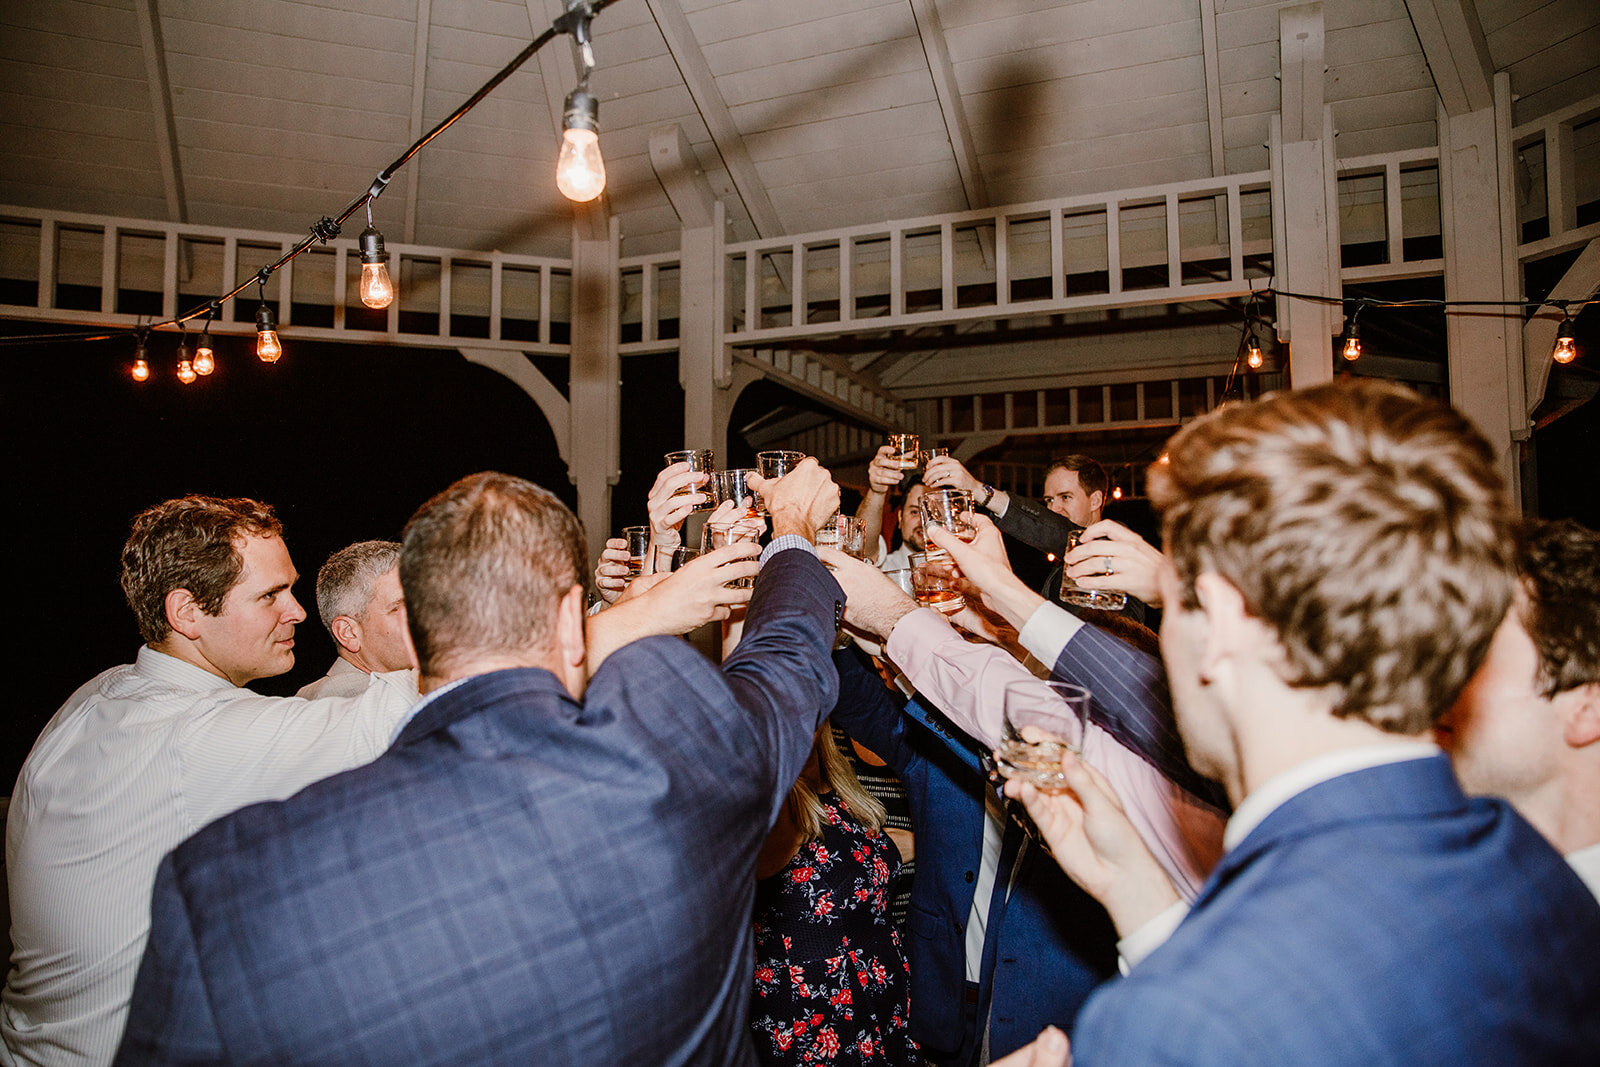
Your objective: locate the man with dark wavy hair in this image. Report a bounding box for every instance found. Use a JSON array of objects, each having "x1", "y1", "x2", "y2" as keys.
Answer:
[
  {"x1": 1441, "y1": 517, "x2": 1600, "y2": 898},
  {"x1": 4, "y1": 496, "x2": 419, "y2": 1067},
  {"x1": 1040, "y1": 381, "x2": 1600, "y2": 1065}
]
